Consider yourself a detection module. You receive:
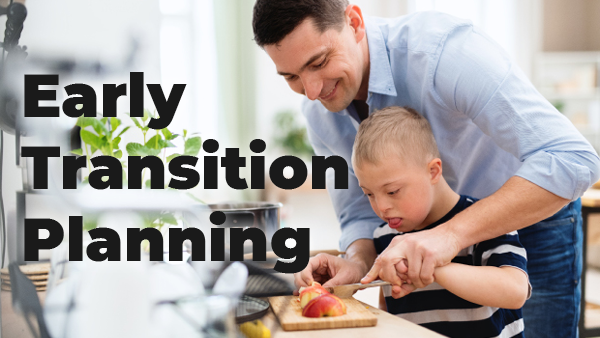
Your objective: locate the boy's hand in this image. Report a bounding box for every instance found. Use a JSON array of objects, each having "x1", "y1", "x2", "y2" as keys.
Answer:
[{"x1": 391, "y1": 283, "x2": 417, "y2": 299}]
